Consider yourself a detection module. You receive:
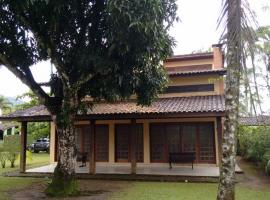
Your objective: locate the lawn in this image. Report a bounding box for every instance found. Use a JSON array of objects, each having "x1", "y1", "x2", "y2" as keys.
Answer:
[
  {"x1": 109, "y1": 182, "x2": 270, "y2": 200},
  {"x1": 0, "y1": 152, "x2": 50, "y2": 174},
  {"x1": 0, "y1": 152, "x2": 49, "y2": 200},
  {"x1": 0, "y1": 155, "x2": 269, "y2": 200}
]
